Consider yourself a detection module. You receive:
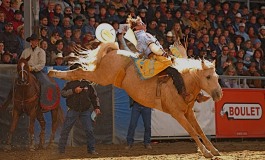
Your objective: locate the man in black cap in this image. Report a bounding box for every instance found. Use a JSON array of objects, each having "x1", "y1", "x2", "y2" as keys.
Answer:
[
  {"x1": 20, "y1": 34, "x2": 59, "y2": 111},
  {"x1": 0, "y1": 22, "x2": 20, "y2": 60}
]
